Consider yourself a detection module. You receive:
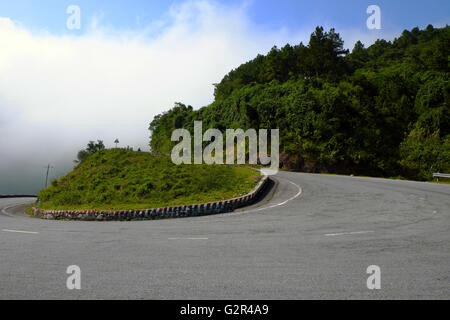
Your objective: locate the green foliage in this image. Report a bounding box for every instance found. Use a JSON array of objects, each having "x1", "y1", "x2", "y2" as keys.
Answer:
[
  {"x1": 212, "y1": 27, "x2": 349, "y2": 101},
  {"x1": 76, "y1": 149, "x2": 90, "y2": 163},
  {"x1": 87, "y1": 140, "x2": 105, "y2": 154},
  {"x1": 400, "y1": 129, "x2": 450, "y2": 180},
  {"x1": 149, "y1": 25, "x2": 450, "y2": 180},
  {"x1": 75, "y1": 140, "x2": 106, "y2": 163},
  {"x1": 38, "y1": 149, "x2": 260, "y2": 210}
]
